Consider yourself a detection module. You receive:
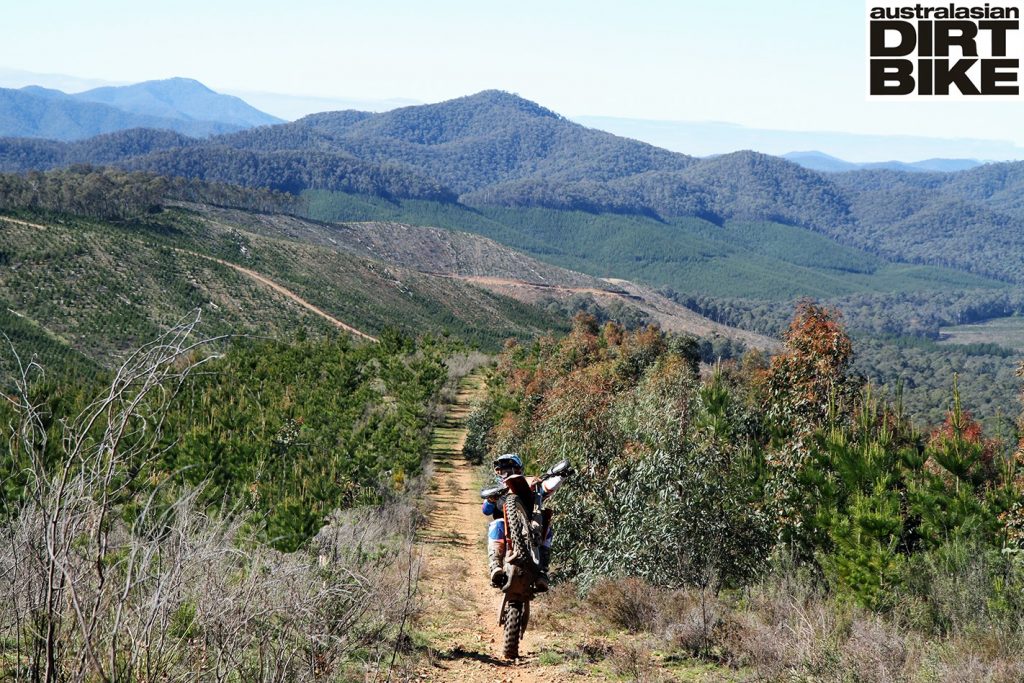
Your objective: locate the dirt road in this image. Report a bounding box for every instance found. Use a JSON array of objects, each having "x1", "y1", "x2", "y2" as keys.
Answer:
[{"x1": 415, "y1": 374, "x2": 576, "y2": 682}]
